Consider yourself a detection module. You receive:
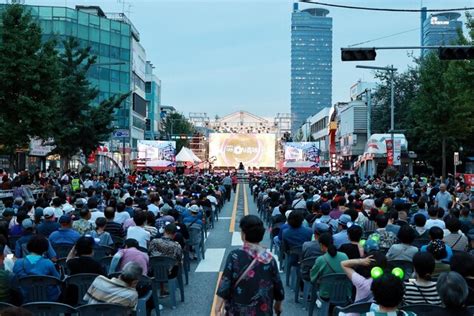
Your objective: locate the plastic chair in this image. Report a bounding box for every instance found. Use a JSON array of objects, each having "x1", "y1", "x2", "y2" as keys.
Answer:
[
  {"x1": 0, "y1": 302, "x2": 14, "y2": 311},
  {"x1": 111, "y1": 235, "x2": 124, "y2": 250},
  {"x1": 307, "y1": 273, "x2": 352, "y2": 316},
  {"x1": 65, "y1": 273, "x2": 100, "y2": 305},
  {"x1": 149, "y1": 256, "x2": 180, "y2": 310},
  {"x1": 93, "y1": 245, "x2": 114, "y2": 260},
  {"x1": 18, "y1": 275, "x2": 63, "y2": 303},
  {"x1": 22, "y1": 302, "x2": 78, "y2": 316},
  {"x1": 182, "y1": 245, "x2": 190, "y2": 285},
  {"x1": 295, "y1": 256, "x2": 318, "y2": 305},
  {"x1": 388, "y1": 260, "x2": 413, "y2": 280},
  {"x1": 56, "y1": 257, "x2": 70, "y2": 279},
  {"x1": 333, "y1": 302, "x2": 372, "y2": 316},
  {"x1": 401, "y1": 304, "x2": 446, "y2": 314},
  {"x1": 99, "y1": 256, "x2": 113, "y2": 275},
  {"x1": 52, "y1": 243, "x2": 74, "y2": 258},
  {"x1": 76, "y1": 303, "x2": 130, "y2": 316}
]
